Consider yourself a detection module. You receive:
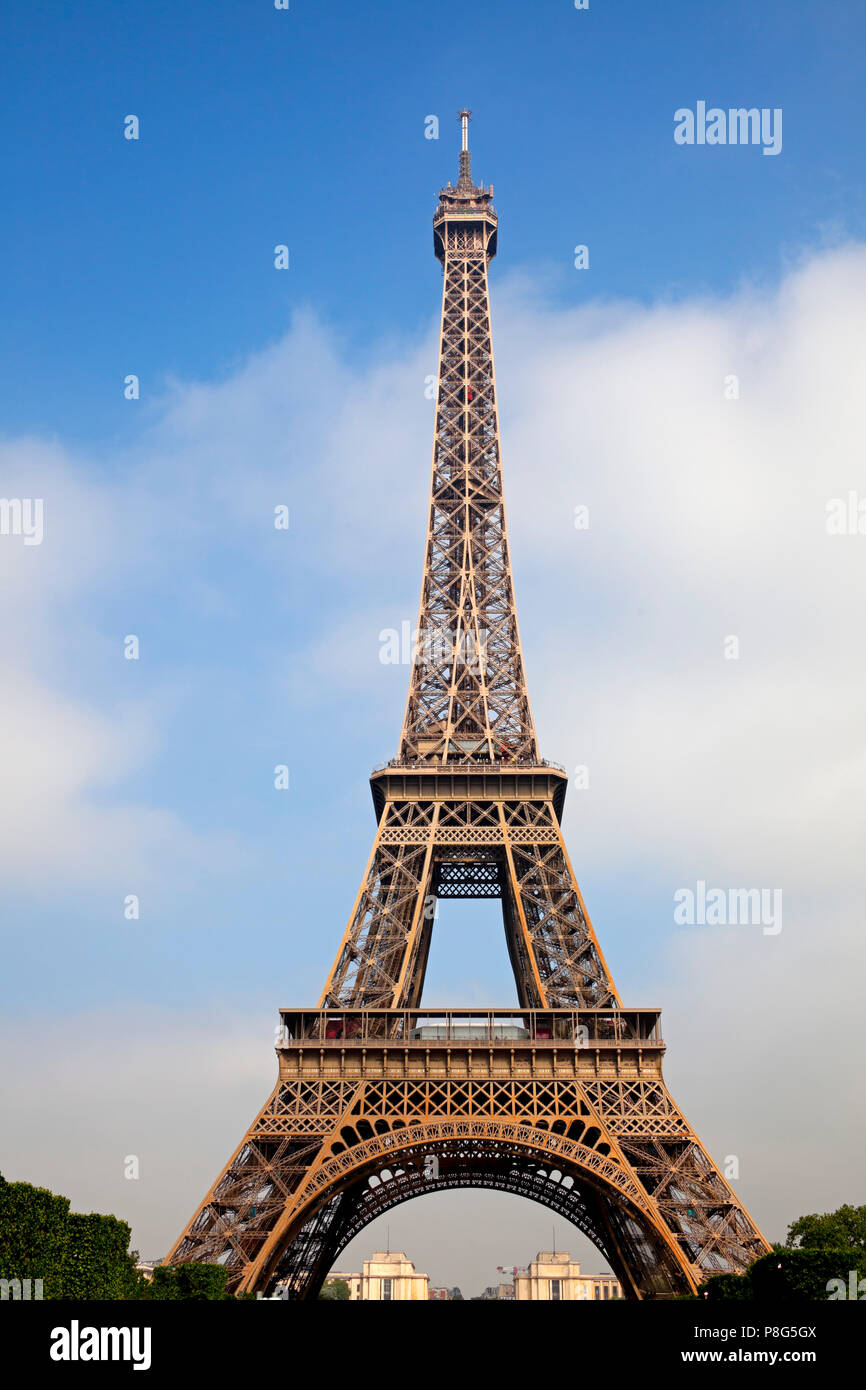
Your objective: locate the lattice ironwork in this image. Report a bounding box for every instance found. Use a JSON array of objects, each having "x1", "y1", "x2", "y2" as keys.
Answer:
[
  {"x1": 168, "y1": 1053, "x2": 765, "y2": 1298},
  {"x1": 166, "y1": 114, "x2": 769, "y2": 1299}
]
